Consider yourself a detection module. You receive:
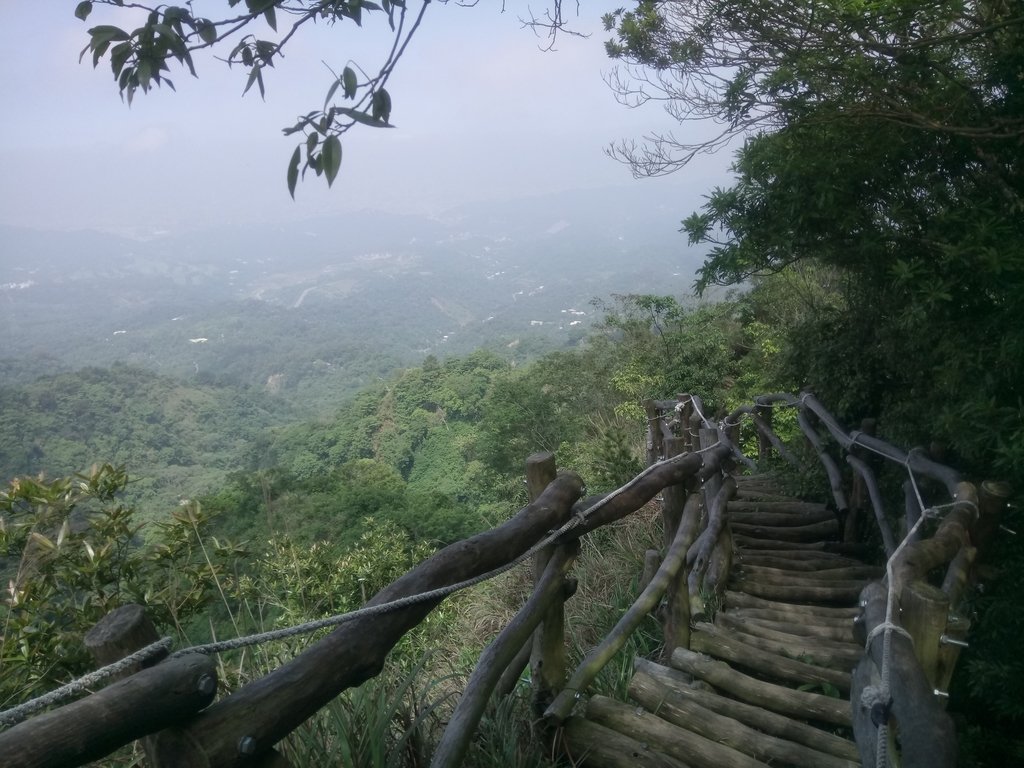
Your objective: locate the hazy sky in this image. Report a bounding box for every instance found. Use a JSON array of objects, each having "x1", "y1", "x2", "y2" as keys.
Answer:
[{"x1": 0, "y1": 2, "x2": 731, "y2": 236}]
